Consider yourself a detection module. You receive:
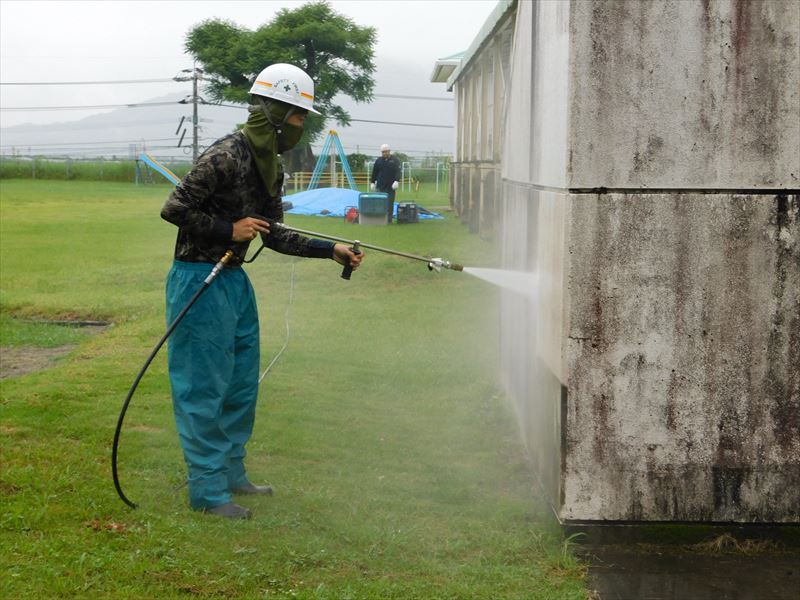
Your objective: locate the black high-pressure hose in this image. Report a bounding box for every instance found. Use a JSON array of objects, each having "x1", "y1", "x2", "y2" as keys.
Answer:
[
  {"x1": 111, "y1": 225, "x2": 359, "y2": 508},
  {"x1": 112, "y1": 221, "x2": 463, "y2": 508},
  {"x1": 112, "y1": 250, "x2": 233, "y2": 509}
]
